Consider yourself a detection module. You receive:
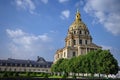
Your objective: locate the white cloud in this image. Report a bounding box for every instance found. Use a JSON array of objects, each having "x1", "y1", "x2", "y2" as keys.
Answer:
[
  {"x1": 14, "y1": 0, "x2": 36, "y2": 14},
  {"x1": 6, "y1": 29, "x2": 54, "y2": 60},
  {"x1": 60, "y1": 10, "x2": 70, "y2": 19},
  {"x1": 75, "y1": 0, "x2": 84, "y2": 7},
  {"x1": 6, "y1": 29, "x2": 25, "y2": 37},
  {"x1": 59, "y1": 0, "x2": 69, "y2": 3},
  {"x1": 84, "y1": 0, "x2": 120, "y2": 35},
  {"x1": 41, "y1": 0, "x2": 48, "y2": 4}
]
